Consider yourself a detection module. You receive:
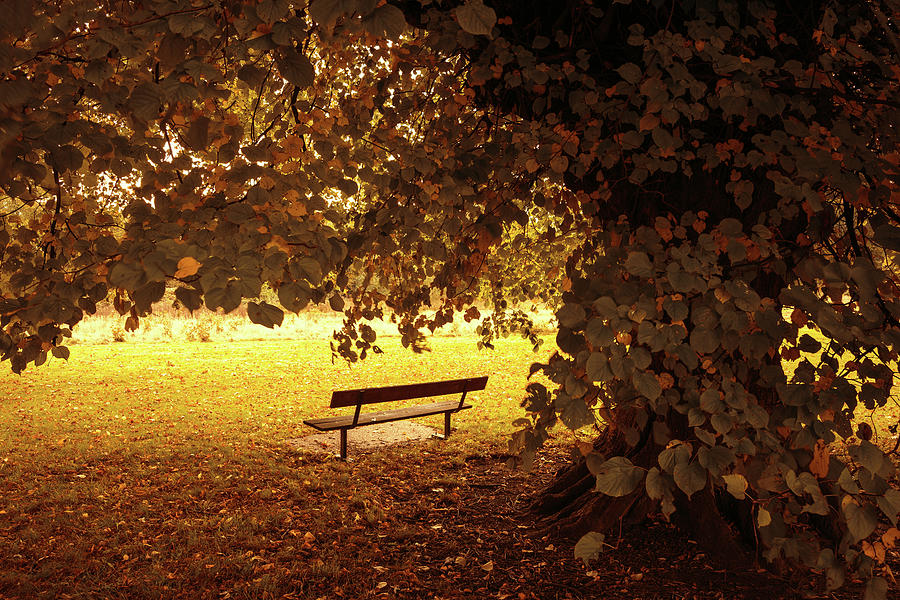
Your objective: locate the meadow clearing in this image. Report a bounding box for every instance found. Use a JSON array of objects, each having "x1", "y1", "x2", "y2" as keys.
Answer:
[
  {"x1": 0, "y1": 310, "x2": 577, "y2": 599},
  {"x1": 1, "y1": 310, "x2": 898, "y2": 599}
]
